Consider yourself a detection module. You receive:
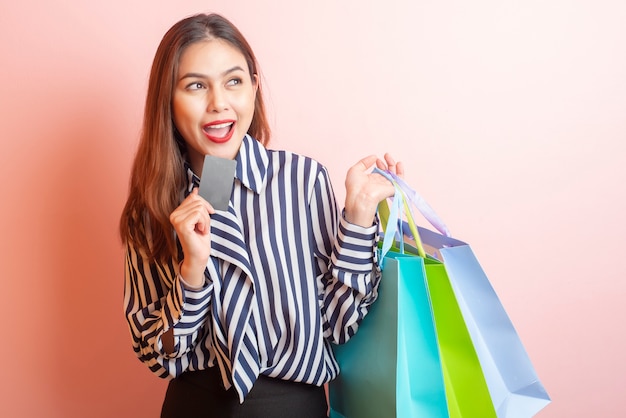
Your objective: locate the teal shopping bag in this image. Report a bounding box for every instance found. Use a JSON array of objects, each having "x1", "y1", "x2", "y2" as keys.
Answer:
[{"x1": 329, "y1": 249, "x2": 449, "y2": 418}]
